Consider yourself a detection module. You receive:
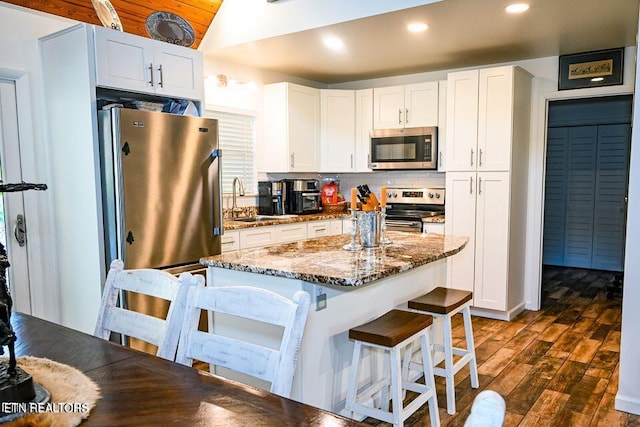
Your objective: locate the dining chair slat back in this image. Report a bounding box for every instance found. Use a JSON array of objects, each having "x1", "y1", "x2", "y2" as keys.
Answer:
[
  {"x1": 176, "y1": 286, "x2": 311, "y2": 398},
  {"x1": 94, "y1": 259, "x2": 204, "y2": 360}
]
